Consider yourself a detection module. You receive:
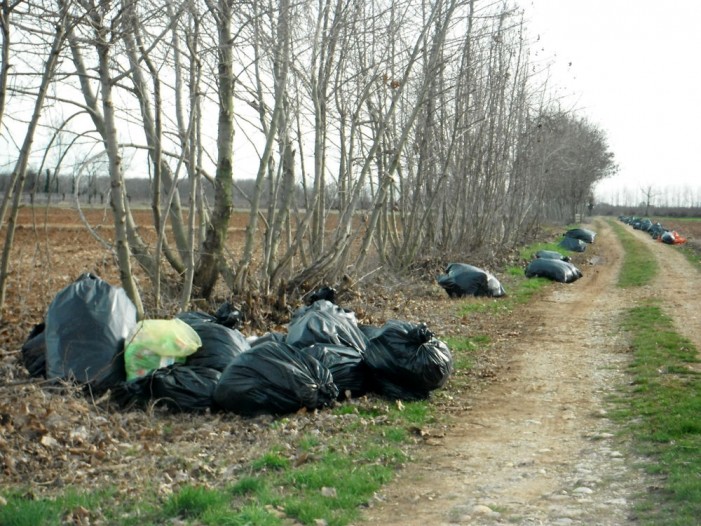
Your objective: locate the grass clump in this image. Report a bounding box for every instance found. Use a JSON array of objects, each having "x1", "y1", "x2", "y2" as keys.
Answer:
[
  {"x1": 608, "y1": 220, "x2": 658, "y2": 287},
  {"x1": 615, "y1": 302, "x2": 701, "y2": 525},
  {"x1": 163, "y1": 484, "x2": 230, "y2": 520}
]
